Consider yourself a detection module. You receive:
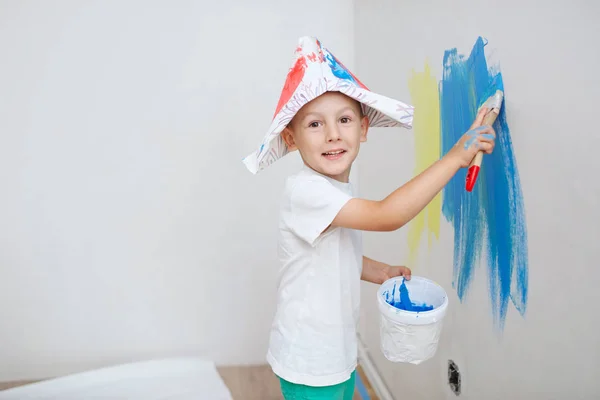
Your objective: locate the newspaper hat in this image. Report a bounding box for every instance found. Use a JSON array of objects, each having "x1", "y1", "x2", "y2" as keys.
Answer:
[{"x1": 243, "y1": 36, "x2": 414, "y2": 174}]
